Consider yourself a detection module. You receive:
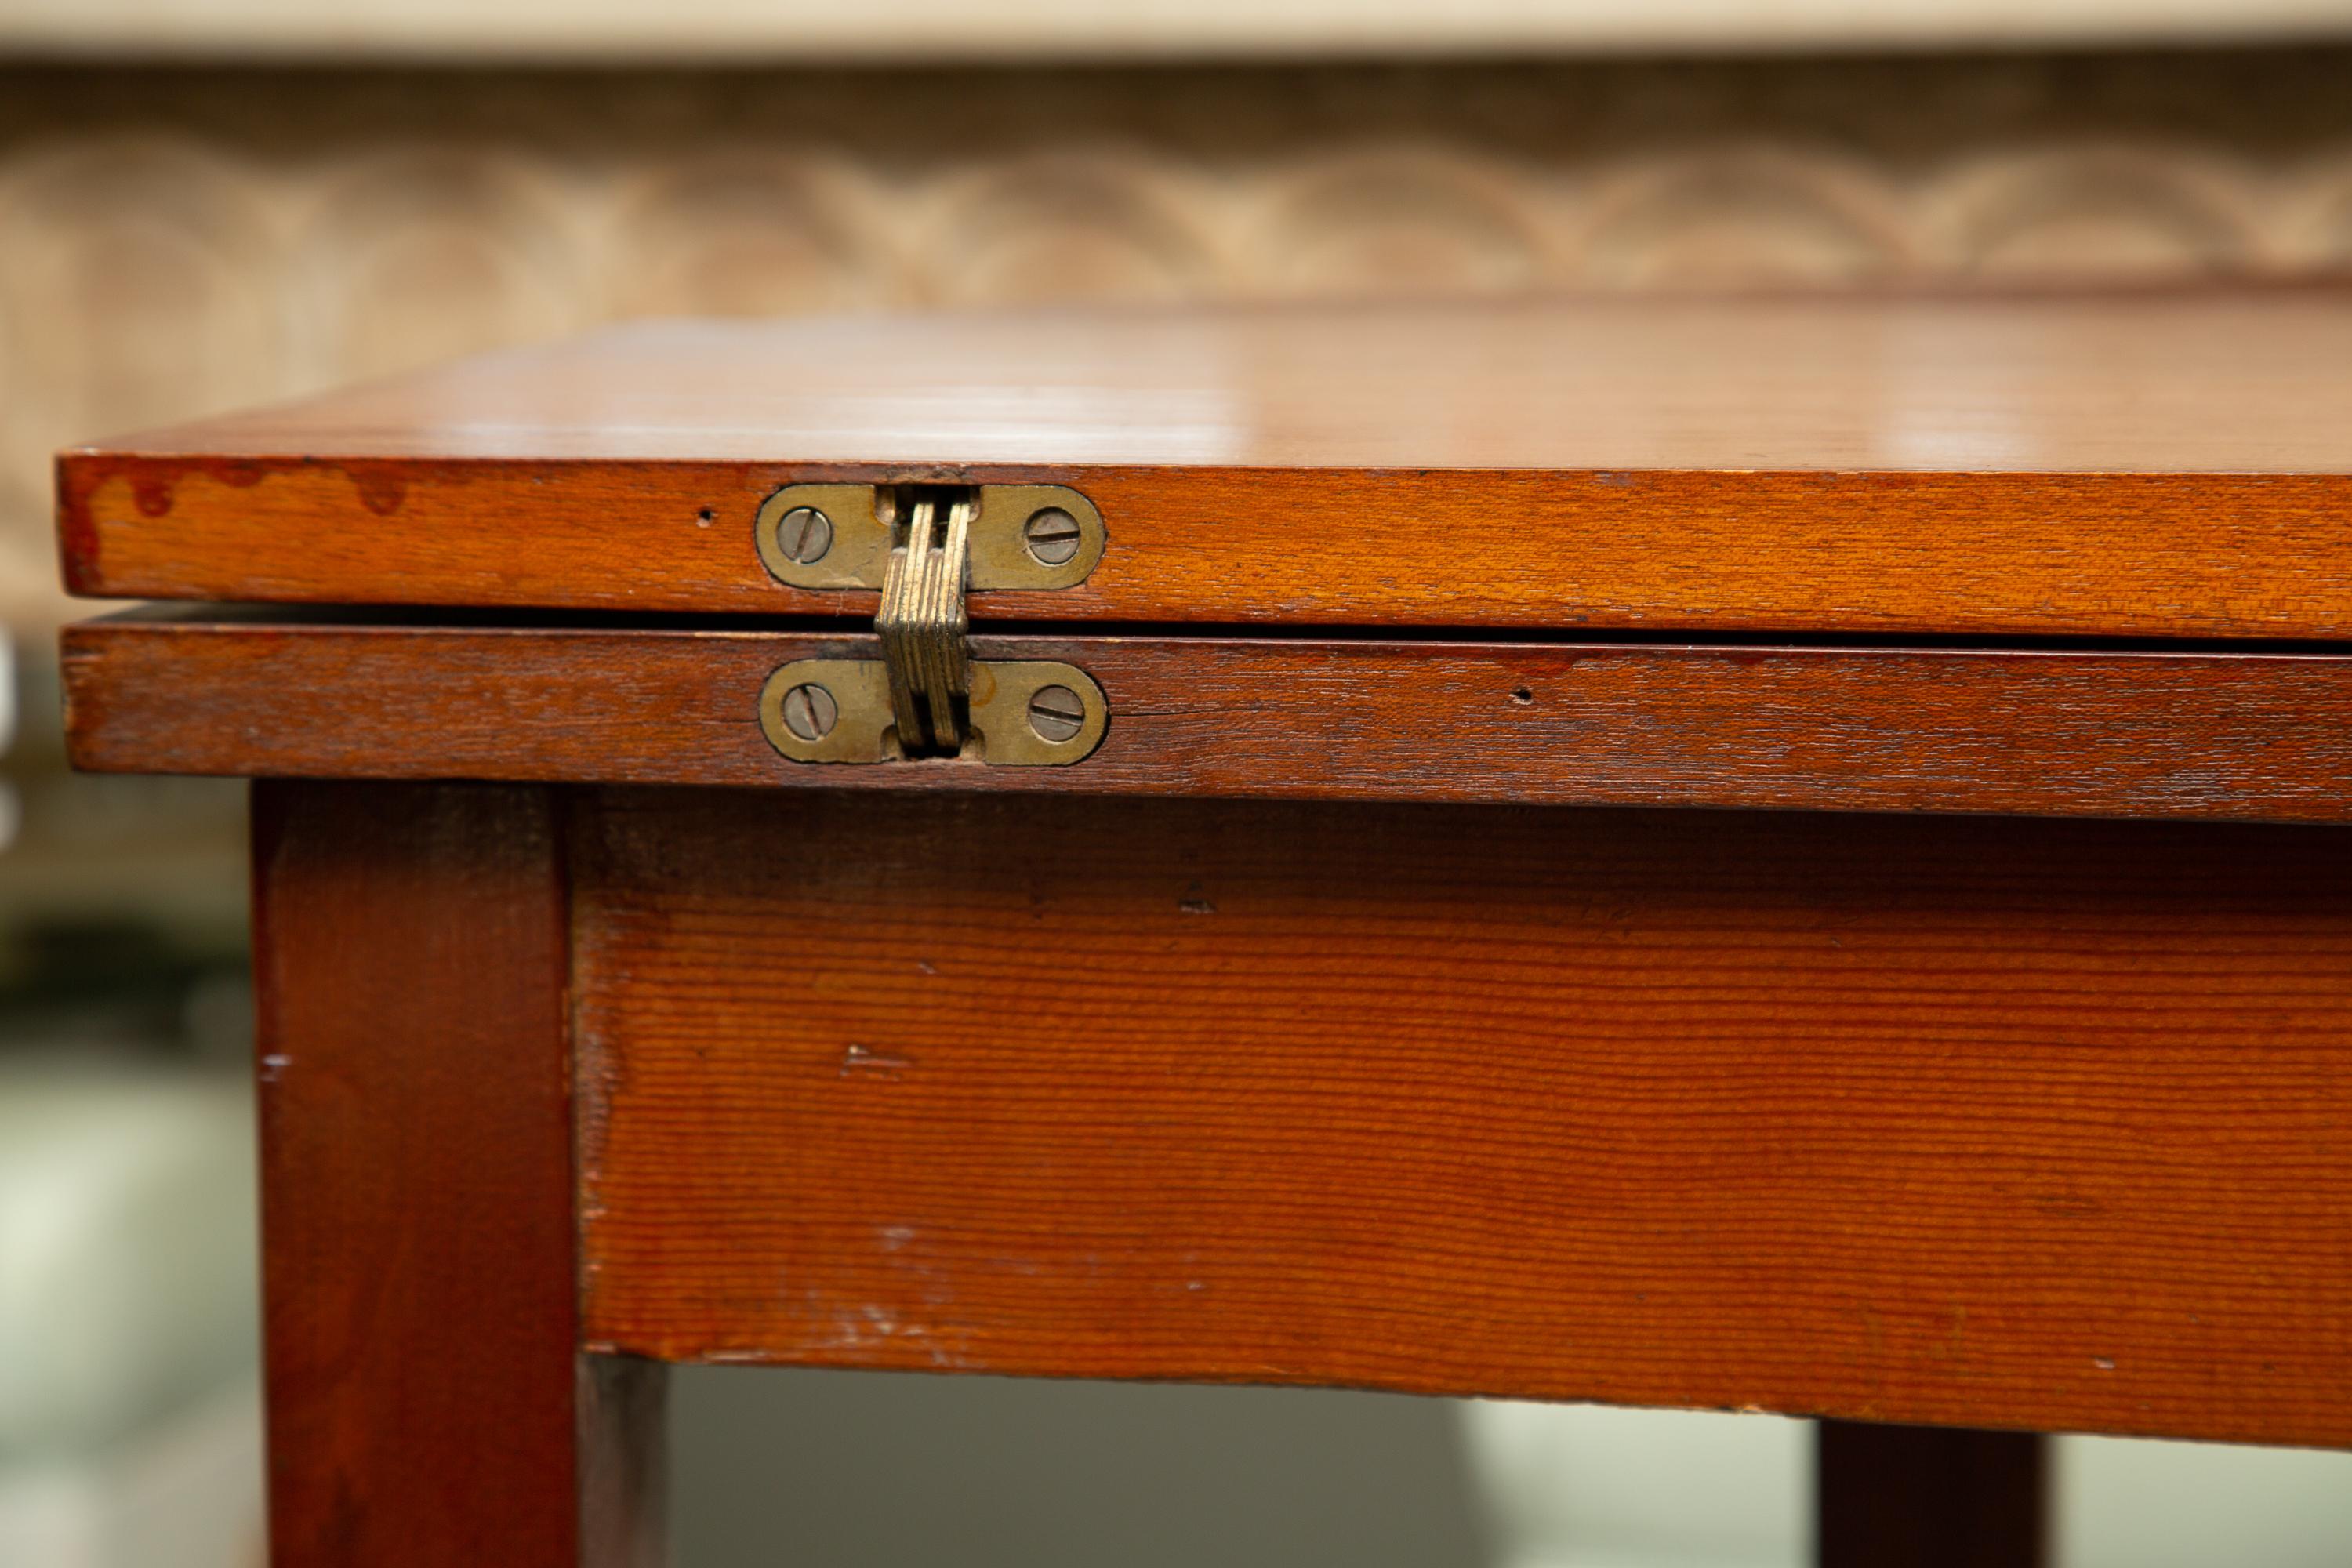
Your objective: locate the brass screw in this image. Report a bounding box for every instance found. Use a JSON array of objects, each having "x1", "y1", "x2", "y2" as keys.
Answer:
[
  {"x1": 1027, "y1": 684, "x2": 1085, "y2": 742},
  {"x1": 779, "y1": 682, "x2": 838, "y2": 741},
  {"x1": 1022, "y1": 507, "x2": 1082, "y2": 566},
  {"x1": 775, "y1": 506, "x2": 833, "y2": 564}
]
